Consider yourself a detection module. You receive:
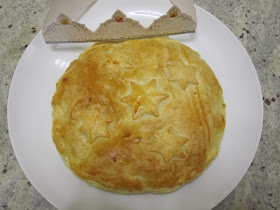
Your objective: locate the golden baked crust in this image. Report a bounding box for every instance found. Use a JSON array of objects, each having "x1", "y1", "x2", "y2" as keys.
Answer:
[{"x1": 52, "y1": 37, "x2": 226, "y2": 193}]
